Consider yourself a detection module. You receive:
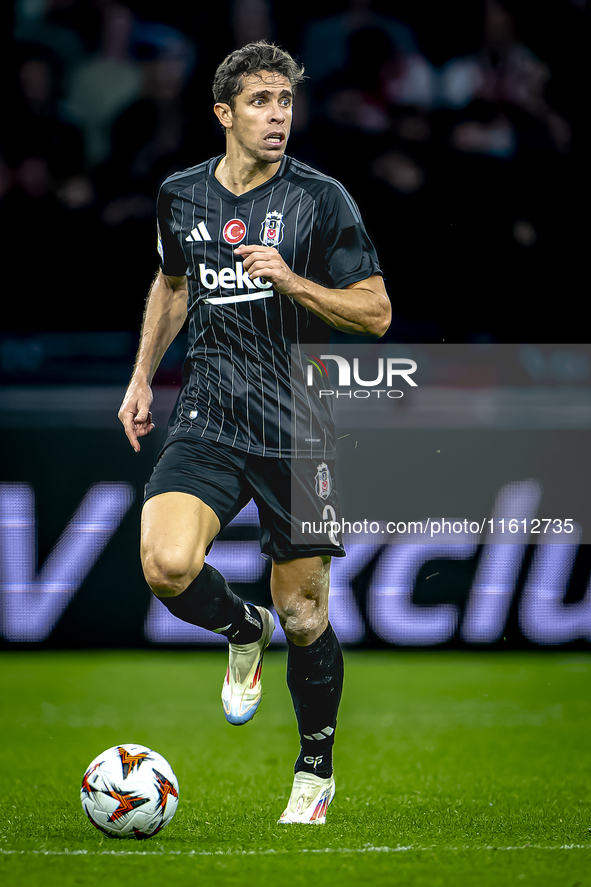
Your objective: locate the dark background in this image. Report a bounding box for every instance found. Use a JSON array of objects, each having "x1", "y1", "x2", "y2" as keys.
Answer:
[{"x1": 2, "y1": 0, "x2": 586, "y2": 357}]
